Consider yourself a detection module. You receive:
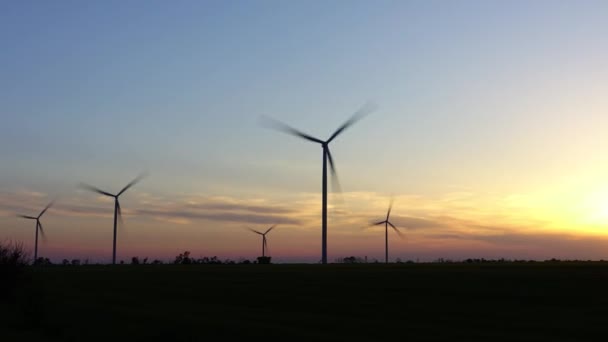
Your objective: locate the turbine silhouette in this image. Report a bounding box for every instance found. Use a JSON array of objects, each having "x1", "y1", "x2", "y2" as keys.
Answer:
[
  {"x1": 248, "y1": 225, "x2": 276, "y2": 257},
  {"x1": 18, "y1": 200, "x2": 54, "y2": 262},
  {"x1": 80, "y1": 173, "x2": 146, "y2": 264},
  {"x1": 370, "y1": 198, "x2": 404, "y2": 264},
  {"x1": 263, "y1": 103, "x2": 374, "y2": 264}
]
